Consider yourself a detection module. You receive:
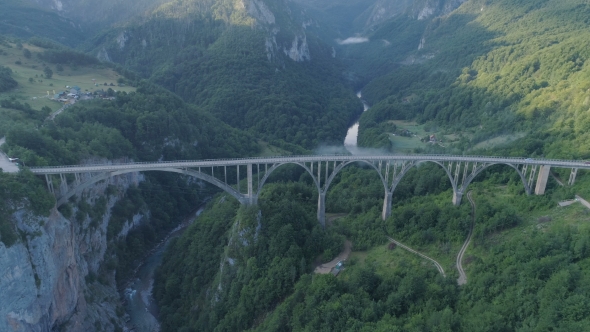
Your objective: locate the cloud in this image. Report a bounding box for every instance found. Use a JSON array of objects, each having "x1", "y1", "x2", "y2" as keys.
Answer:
[{"x1": 337, "y1": 37, "x2": 369, "y2": 45}]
